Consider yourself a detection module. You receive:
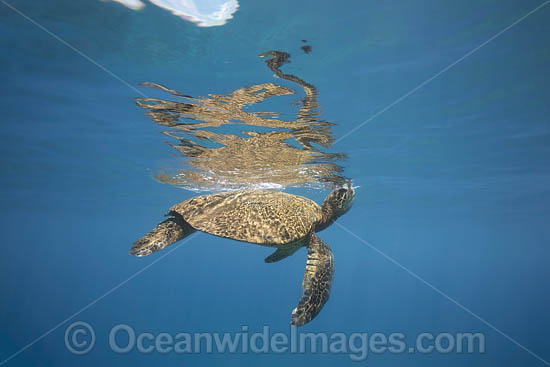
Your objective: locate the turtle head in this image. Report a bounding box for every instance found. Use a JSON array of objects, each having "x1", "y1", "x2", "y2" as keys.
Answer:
[
  {"x1": 316, "y1": 182, "x2": 355, "y2": 231},
  {"x1": 326, "y1": 182, "x2": 355, "y2": 216}
]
